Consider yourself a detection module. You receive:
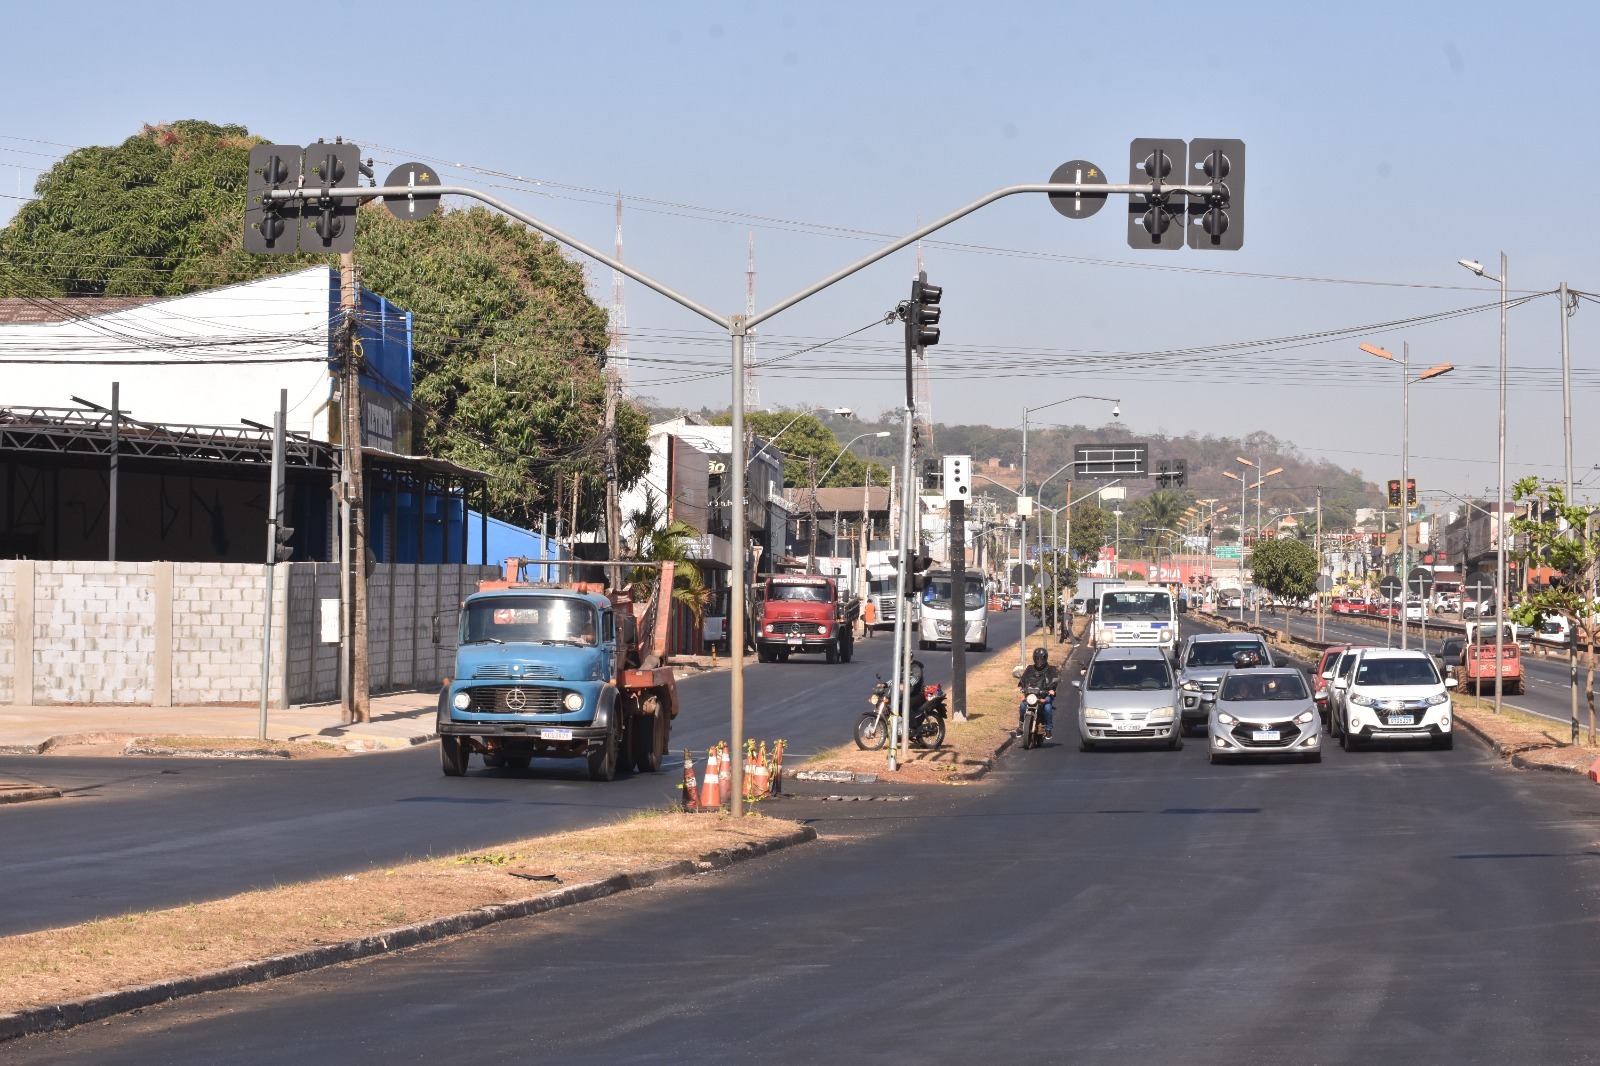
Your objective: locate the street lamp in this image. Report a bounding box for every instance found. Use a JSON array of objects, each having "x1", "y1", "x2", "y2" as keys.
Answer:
[
  {"x1": 1361, "y1": 341, "x2": 1455, "y2": 650},
  {"x1": 748, "y1": 406, "x2": 855, "y2": 469},
  {"x1": 1459, "y1": 254, "x2": 1508, "y2": 714},
  {"x1": 1018, "y1": 394, "x2": 1120, "y2": 666}
]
